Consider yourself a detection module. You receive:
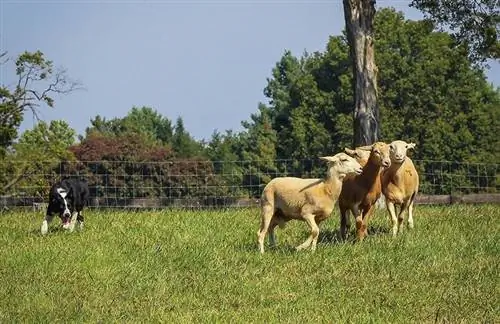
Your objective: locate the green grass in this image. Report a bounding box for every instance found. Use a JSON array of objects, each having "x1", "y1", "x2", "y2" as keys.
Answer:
[{"x1": 0, "y1": 205, "x2": 498, "y2": 323}]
